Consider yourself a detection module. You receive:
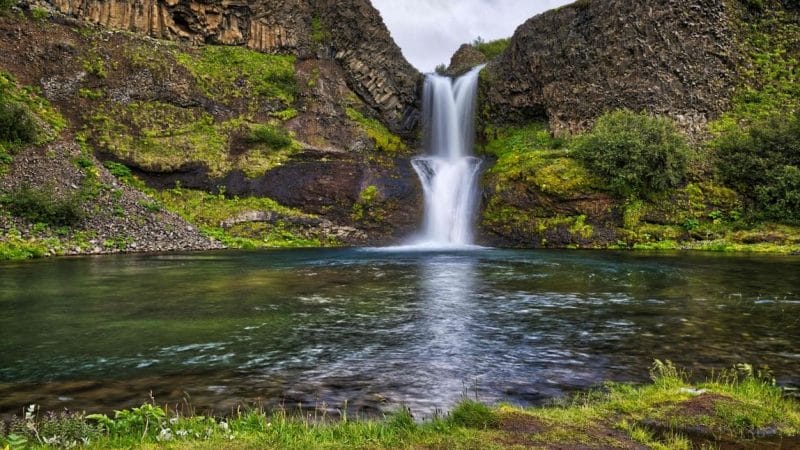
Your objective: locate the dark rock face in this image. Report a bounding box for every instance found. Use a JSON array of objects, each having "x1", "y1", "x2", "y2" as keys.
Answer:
[
  {"x1": 483, "y1": 0, "x2": 740, "y2": 134},
  {"x1": 39, "y1": 0, "x2": 422, "y2": 134},
  {"x1": 445, "y1": 44, "x2": 487, "y2": 76}
]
